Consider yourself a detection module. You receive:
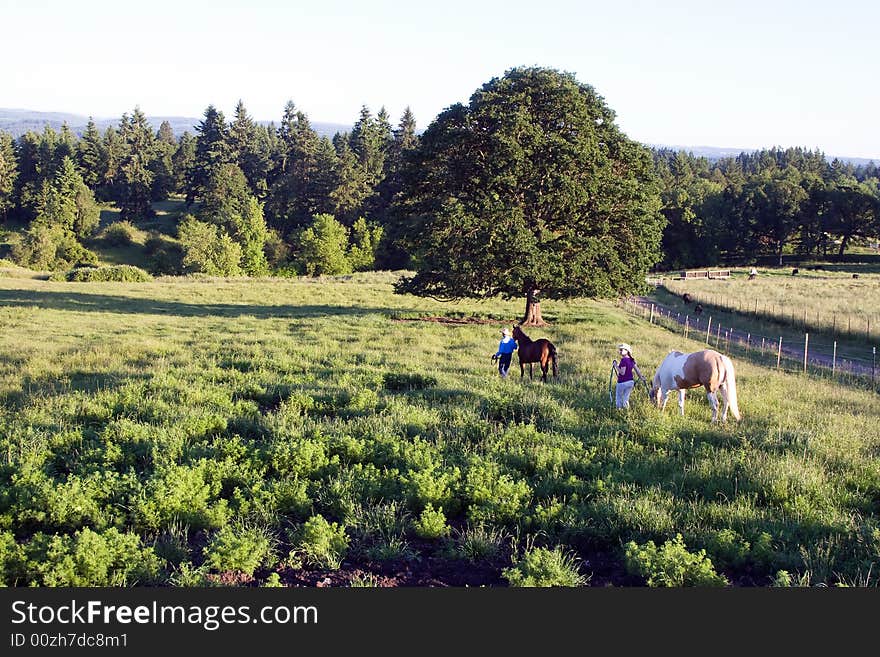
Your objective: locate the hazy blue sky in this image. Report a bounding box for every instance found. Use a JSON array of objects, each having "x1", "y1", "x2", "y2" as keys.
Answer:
[{"x1": 2, "y1": 0, "x2": 878, "y2": 158}]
